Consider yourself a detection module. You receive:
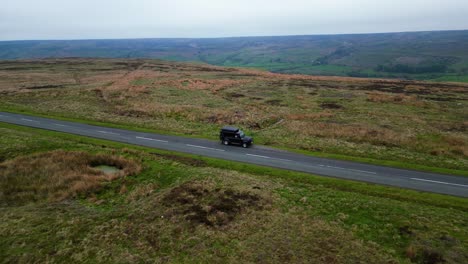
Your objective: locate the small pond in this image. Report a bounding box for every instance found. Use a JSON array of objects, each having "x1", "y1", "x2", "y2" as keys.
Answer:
[{"x1": 93, "y1": 165, "x2": 121, "y2": 175}]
